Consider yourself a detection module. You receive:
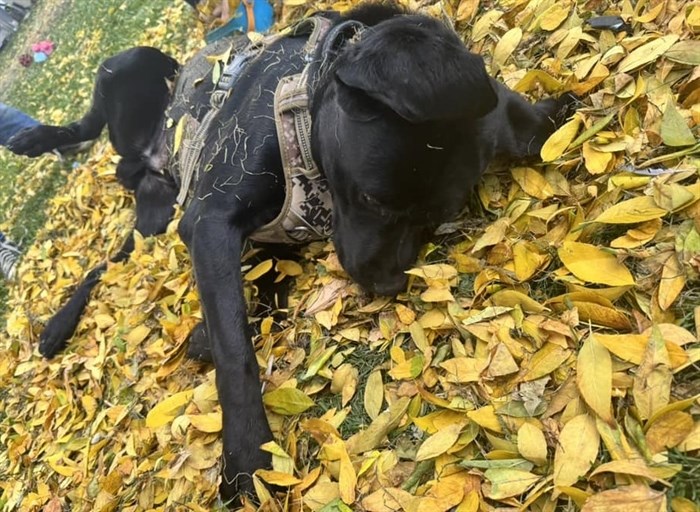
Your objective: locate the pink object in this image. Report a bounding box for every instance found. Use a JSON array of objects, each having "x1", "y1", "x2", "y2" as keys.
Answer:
[{"x1": 31, "y1": 40, "x2": 54, "y2": 55}]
